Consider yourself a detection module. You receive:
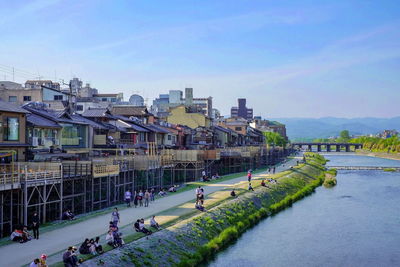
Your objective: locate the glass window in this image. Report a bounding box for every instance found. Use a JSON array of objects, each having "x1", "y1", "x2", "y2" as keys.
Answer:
[
  {"x1": 76, "y1": 105, "x2": 83, "y2": 111},
  {"x1": 4, "y1": 117, "x2": 19, "y2": 141},
  {"x1": 54, "y1": 95, "x2": 63, "y2": 100},
  {"x1": 235, "y1": 127, "x2": 242, "y2": 131},
  {"x1": 111, "y1": 98, "x2": 116, "y2": 102},
  {"x1": 8, "y1": 96, "x2": 17, "y2": 102},
  {"x1": 102, "y1": 98, "x2": 107, "y2": 101},
  {"x1": 23, "y1": 96, "x2": 31, "y2": 101}
]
